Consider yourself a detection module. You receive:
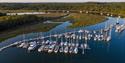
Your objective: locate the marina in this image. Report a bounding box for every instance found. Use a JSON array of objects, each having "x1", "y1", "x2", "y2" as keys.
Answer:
[
  {"x1": 1, "y1": 2, "x2": 125, "y2": 63},
  {"x1": 0, "y1": 17, "x2": 125, "y2": 63},
  {"x1": 0, "y1": 28, "x2": 111, "y2": 54},
  {"x1": 1, "y1": 17, "x2": 125, "y2": 55}
]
